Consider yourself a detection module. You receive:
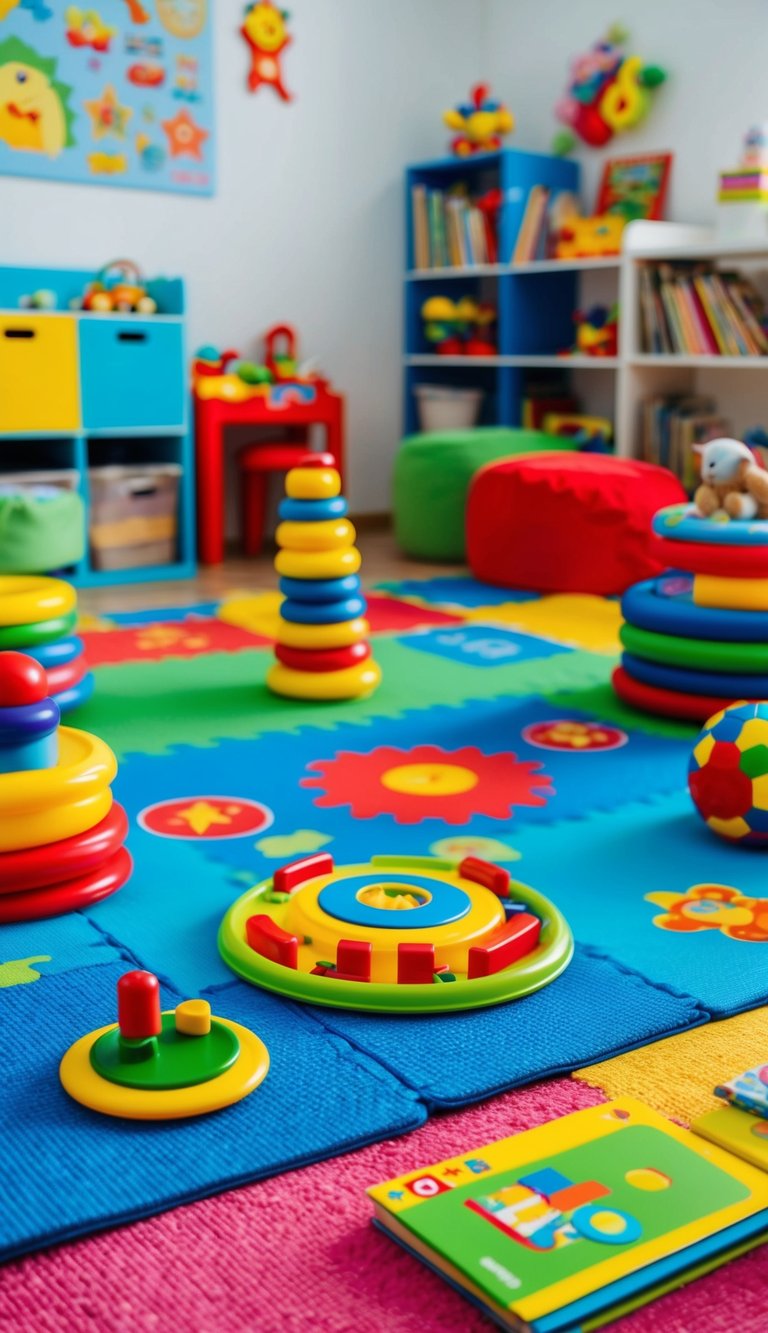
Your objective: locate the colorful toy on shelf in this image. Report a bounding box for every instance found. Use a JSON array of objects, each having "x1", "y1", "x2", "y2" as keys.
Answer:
[
  {"x1": 241, "y1": 1, "x2": 292, "y2": 101},
  {"x1": 443, "y1": 83, "x2": 514, "y2": 157},
  {"x1": 72, "y1": 260, "x2": 157, "y2": 315},
  {"x1": 219, "y1": 852, "x2": 573, "y2": 1013},
  {"x1": 693, "y1": 439, "x2": 768, "y2": 521},
  {"x1": 688, "y1": 703, "x2": 768, "y2": 846},
  {"x1": 718, "y1": 125, "x2": 768, "y2": 240},
  {"x1": 18, "y1": 288, "x2": 56, "y2": 310},
  {"x1": 192, "y1": 326, "x2": 321, "y2": 404},
  {"x1": 421, "y1": 296, "x2": 497, "y2": 356},
  {"x1": 267, "y1": 453, "x2": 381, "y2": 701},
  {"x1": 0, "y1": 575, "x2": 92, "y2": 714},
  {"x1": 0, "y1": 650, "x2": 130, "y2": 923},
  {"x1": 553, "y1": 26, "x2": 666, "y2": 155},
  {"x1": 60, "y1": 969, "x2": 269, "y2": 1119},
  {"x1": 567, "y1": 305, "x2": 618, "y2": 358},
  {"x1": 553, "y1": 212, "x2": 626, "y2": 259}
]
